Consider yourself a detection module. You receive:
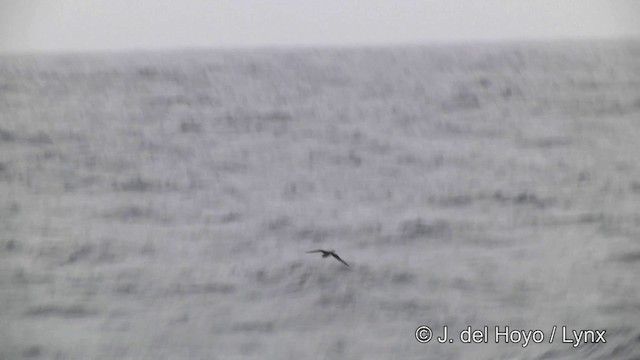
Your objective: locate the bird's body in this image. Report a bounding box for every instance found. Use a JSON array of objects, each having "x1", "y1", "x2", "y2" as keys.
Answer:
[{"x1": 306, "y1": 249, "x2": 350, "y2": 267}]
